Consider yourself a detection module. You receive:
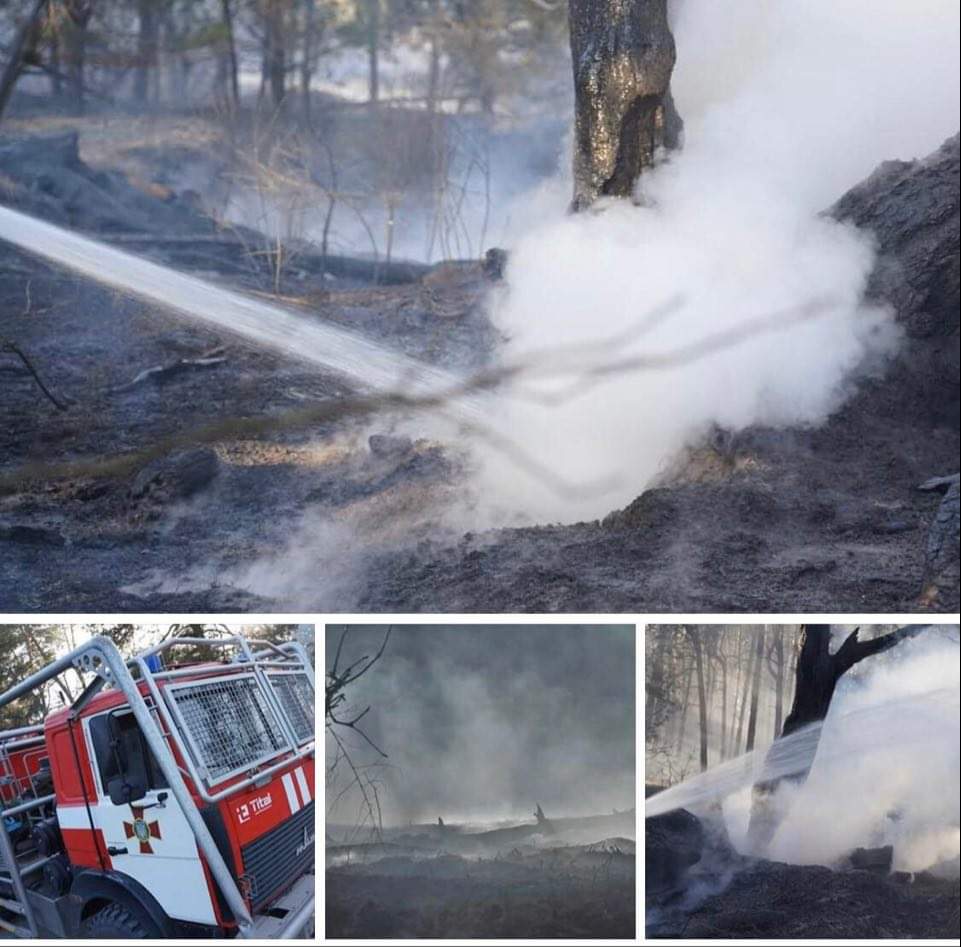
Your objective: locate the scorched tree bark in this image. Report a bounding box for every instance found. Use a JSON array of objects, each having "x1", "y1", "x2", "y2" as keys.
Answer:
[{"x1": 568, "y1": 0, "x2": 682, "y2": 209}]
